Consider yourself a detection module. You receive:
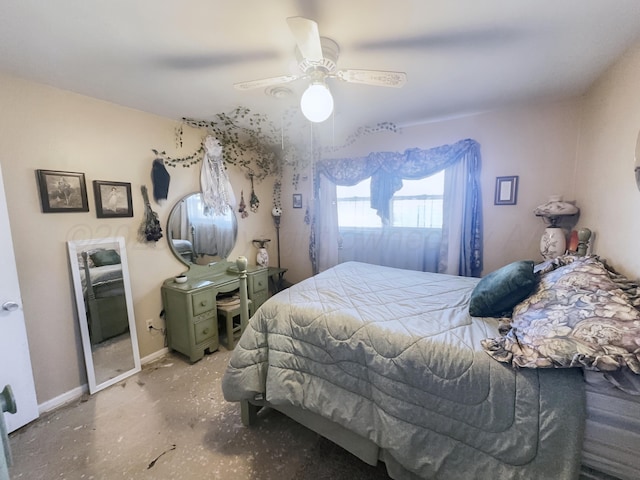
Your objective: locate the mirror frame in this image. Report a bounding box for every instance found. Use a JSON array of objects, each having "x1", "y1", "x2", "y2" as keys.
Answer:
[
  {"x1": 635, "y1": 130, "x2": 640, "y2": 191},
  {"x1": 67, "y1": 236, "x2": 141, "y2": 394},
  {"x1": 166, "y1": 192, "x2": 238, "y2": 266}
]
